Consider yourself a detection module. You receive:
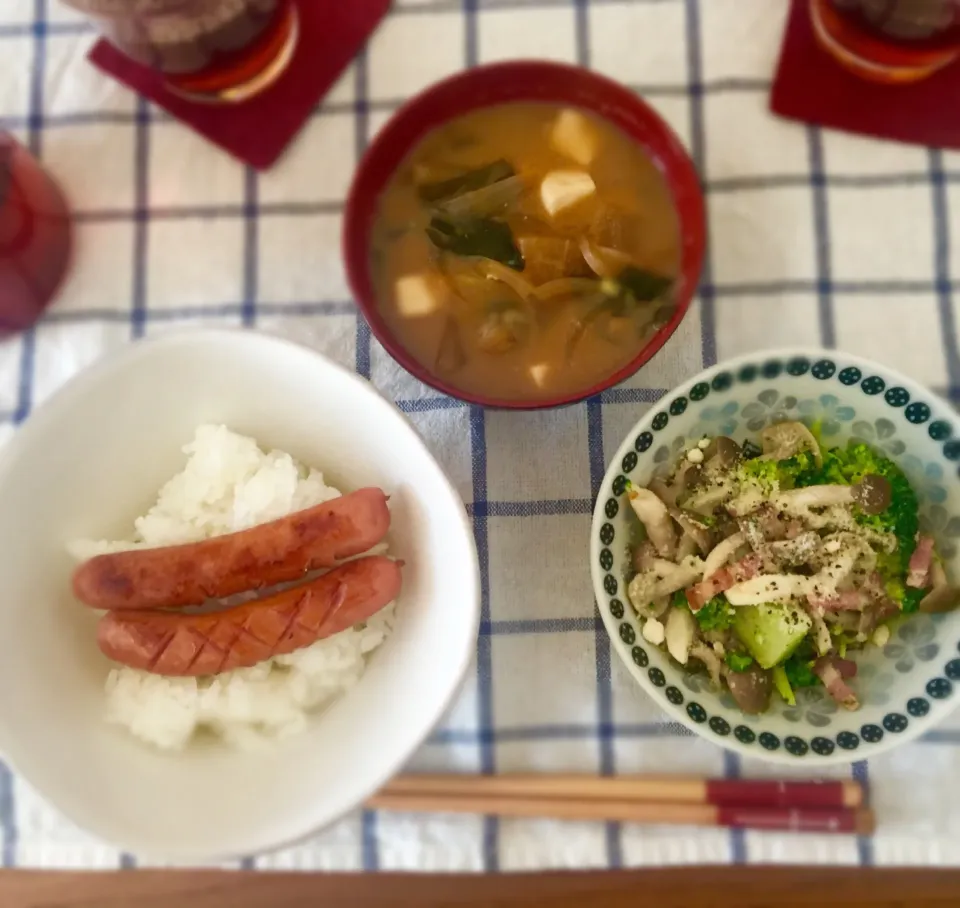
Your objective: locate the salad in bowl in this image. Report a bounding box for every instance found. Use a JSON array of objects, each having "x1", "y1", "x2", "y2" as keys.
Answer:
[
  {"x1": 624, "y1": 421, "x2": 954, "y2": 717},
  {"x1": 592, "y1": 350, "x2": 960, "y2": 763}
]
